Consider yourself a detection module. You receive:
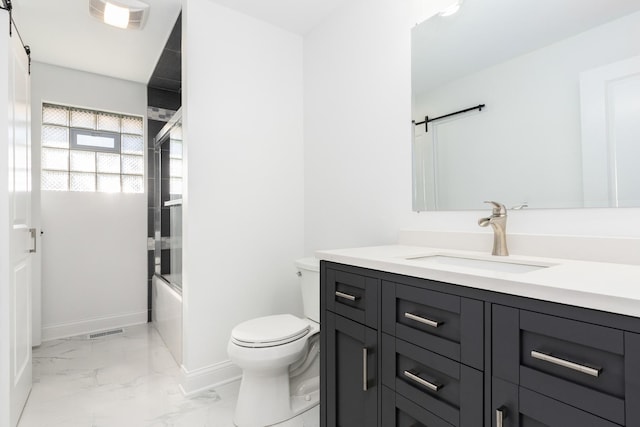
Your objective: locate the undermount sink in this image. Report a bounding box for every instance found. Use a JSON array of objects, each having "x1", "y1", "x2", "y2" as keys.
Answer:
[{"x1": 406, "y1": 255, "x2": 551, "y2": 274}]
